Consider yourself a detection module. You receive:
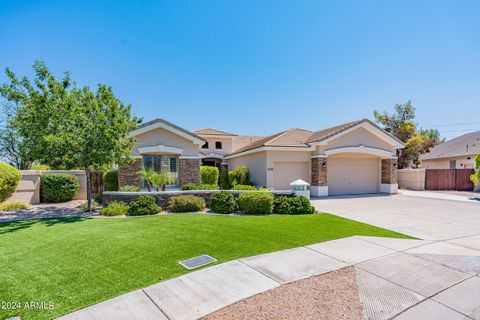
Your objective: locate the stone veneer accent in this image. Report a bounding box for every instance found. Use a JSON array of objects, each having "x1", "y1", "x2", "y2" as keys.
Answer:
[
  {"x1": 220, "y1": 162, "x2": 228, "y2": 176},
  {"x1": 311, "y1": 157, "x2": 328, "y2": 186},
  {"x1": 179, "y1": 158, "x2": 201, "y2": 185},
  {"x1": 118, "y1": 158, "x2": 143, "y2": 187},
  {"x1": 381, "y1": 158, "x2": 397, "y2": 184}
]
